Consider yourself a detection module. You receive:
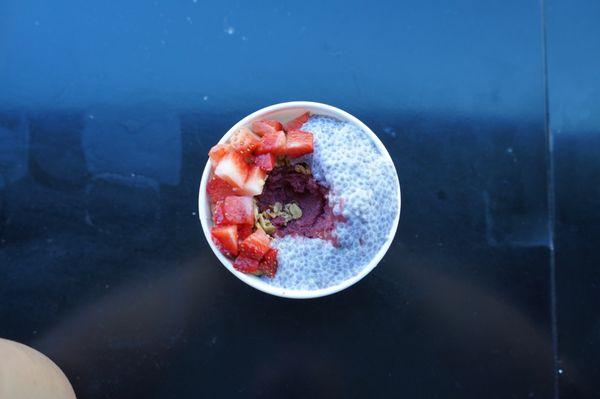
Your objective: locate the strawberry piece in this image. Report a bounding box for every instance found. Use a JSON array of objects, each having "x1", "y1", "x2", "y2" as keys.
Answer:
[
  {"x1": 206, "y1": 175, "x2": 237, "y2": 204},
  {"x1": 230, "y1": 127, "x2": 260, "y2": 155},
  {"x1": 223, "y1": 196, "x2": 255, "y2": 225},
  {"x1": 237, "y1": 165, "x2": 266, "y2": 196},
  {"x1": 239, "y1": 229, "x2": 271, "y2": 260},
  {"x1": 286, "y1": 130, "x2": 314, "y2": 158},
  {"x1": 255, "y1": 131, "x2": 286, "y2": 155},
  {"x1": 259, "y1": 248, "x2": 278, "y2": 278},
  {"x1": 233, "y1": 255, "x2": 260, "y2": 274},
  {"x1": 211, "y1": 225, "x2": 238, "y2": 256},
  {"x1": 208, "y1": 143, "x2": 232, "y2": 164},
  {"x1": 252, "y1": 120, "x2": 283, "y2": 137},
  {"x1": 212, "y1": 201, "x2": 226, "y2": 225},
  {"x1": 238, "y1": 225, "x2": 254, "y2": 241},
  {"x1": 254, "y1": 153, "x2": 277, "y2": 172},
  {"x1": 283, "y1": 112, "x2": 309, "y2": 132},
  {"x1": 214, "y1": 151, "x2": 249, "y2": 189}
]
